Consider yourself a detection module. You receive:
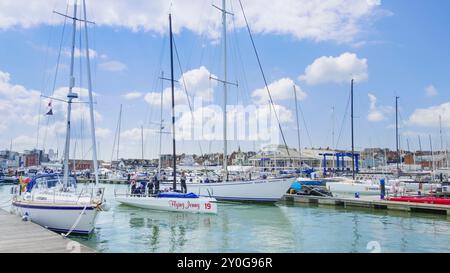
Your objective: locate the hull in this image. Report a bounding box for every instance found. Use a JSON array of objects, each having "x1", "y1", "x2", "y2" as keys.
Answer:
[
  {"x1": 161, "y1": 178, "x2": 294, "y2": 202},
  {"x1": 327, "y1": 182, "x2": 388, "y2": 196},
  {"x1": 11, "y1": 201, "x2": 99, "y2": 234},
  {"x1": 115, "y1": 196, "x2": 218, "y2": 214}
]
